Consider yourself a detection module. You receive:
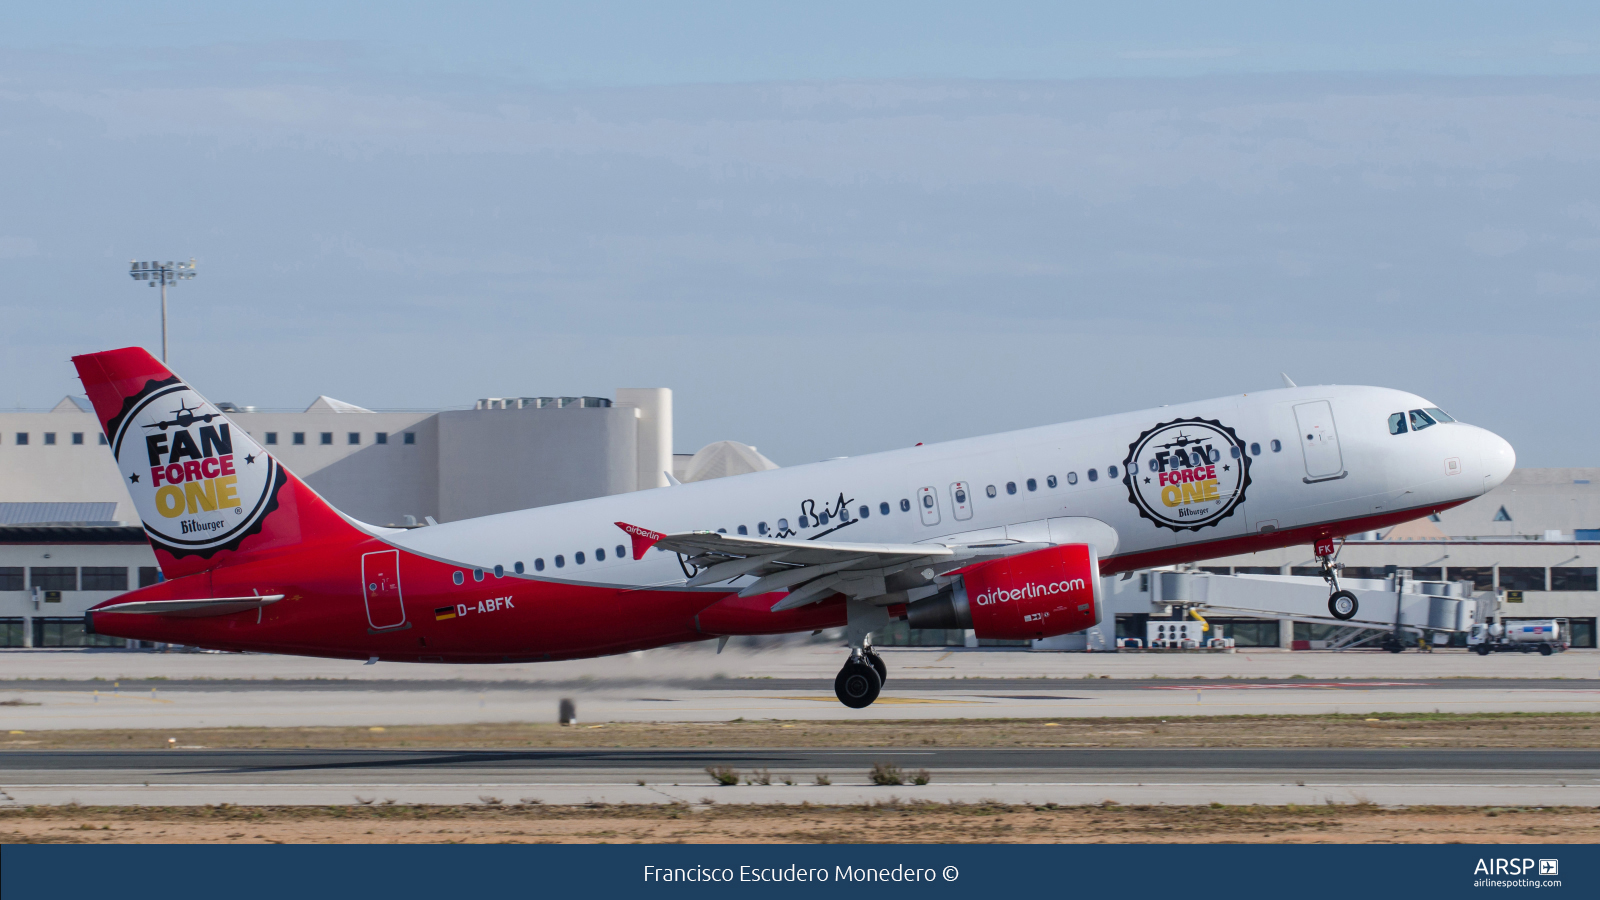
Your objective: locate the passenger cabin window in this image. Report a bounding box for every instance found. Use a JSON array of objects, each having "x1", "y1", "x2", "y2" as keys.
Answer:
[
  {"x1": 1025, "y1": 478, "x2": 1036, "y2": 491},
  {"x1": 616, "y1": 545, "x2": 626, "y2": 558},
  {"x1": 899, "y1": 499, "x2": 911, "y2": 512},
  {"x1": 554, "y1": 555, "x2": 565, "y2": 568},
  {"x1": 1230, "y1": 446, "x2": 1241, "y2": 458},
  {"x1": 1108, "y1": 465, "x2": 1119, "y2": 478},
  {"x1": 535, "y1": 558, "x2": 545, "y2": 571},
  {"x1": 858, "y1": 506, "x2": 869, "y2": 519},
  {"x1": 1067, "y1": 472, "x2": 1078, "y2": 485},
  {"x1": 1408, "y1": 409, "x2": 1437, "y2": 432},
  {"x1": 798, "y1": 516, "x2": 809, "y2": 528},
  {"x1": 596, "y1": 548, "x2": 605, "y2": 561},
  {"x1": 1087, "y1": 469, "x2": 1098, "y2": 482},
  {"x1": 758, "y1": 522, "x2": 769, "y2": 535},
  {"x1": 1389, "y1": 413, "x2": 1407, "y2": 435},
  {"x1": 1005, "y1": 482, "x2": 1017, "y2": 495},
  {"x1": 777, "y1": 518, "x2": 789, "y2": 531},
  {"x1": 986, "y1": 485, "x2": 997, "y2": 498},
  {"x1": 452, "y1": 571, "x2": 464, "y2": 585},
  {"x1": 737, "y1": 525, "x2": 748, "y2": 534},
  {"x1": 1046, "y1": 475, "x2": 1057, "y2": 488},
  {"x1": 1250, "y1": 442, "x2": 1261, "y2": 455},
  {"x1": 473, "y1": 568, "x2": 484, "y2": 581},
  {"x1": 575, "y1": 552, "x2": 586, "y2": 564},
  {"x1": 493, "y1": 564, "x2": 503, "y2": 577},
  {"x1": 514, "y1": 561, "x2": 524, "y2": 574},
  {"x1": 1270, "y1": 440, "x2": 1282, "y2": 452},
  {"x1": 879, "y1": 503, "x2": 890, "y2": 515}
]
